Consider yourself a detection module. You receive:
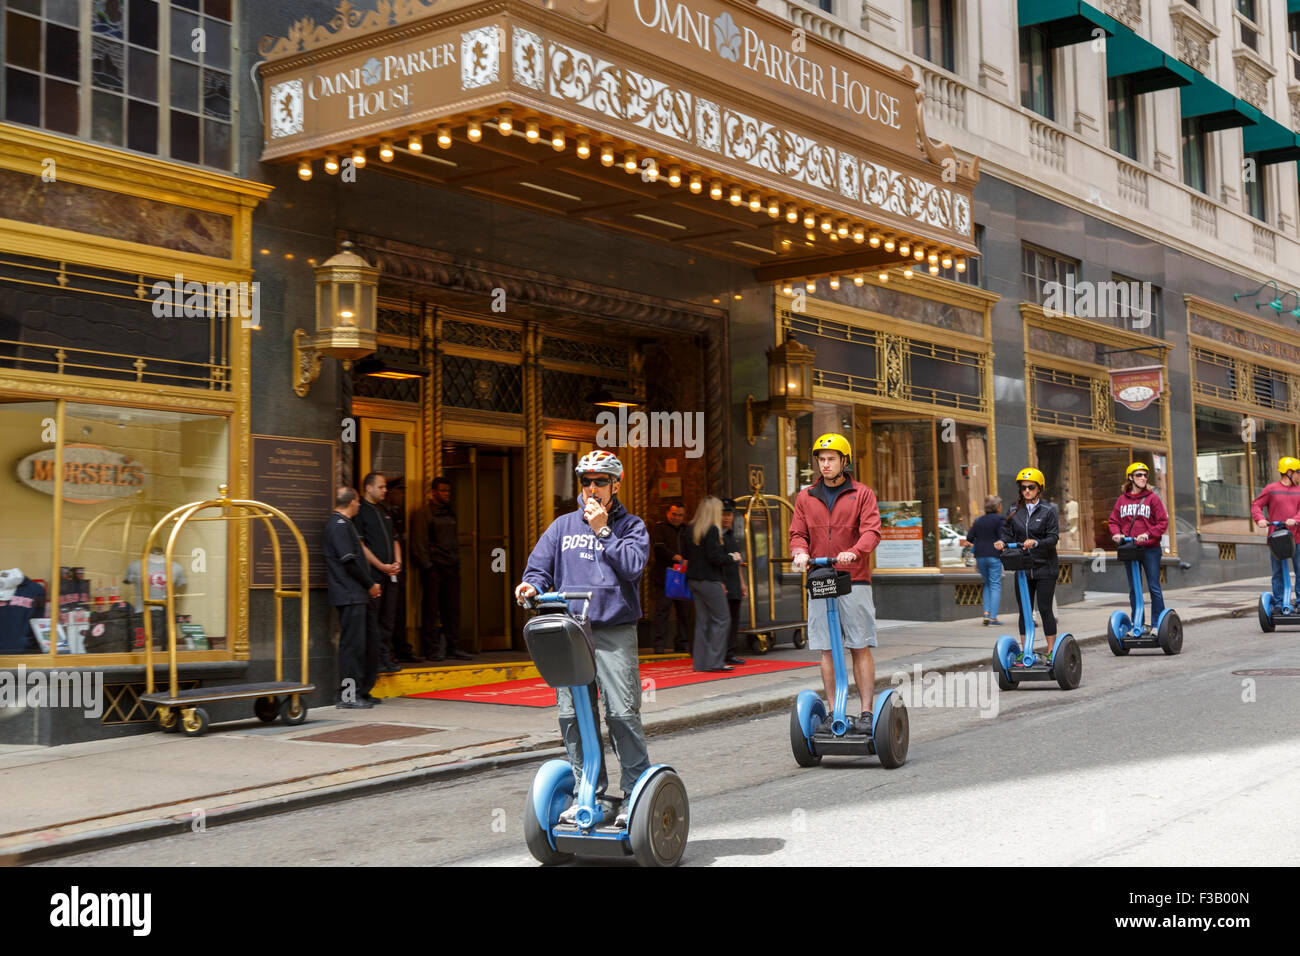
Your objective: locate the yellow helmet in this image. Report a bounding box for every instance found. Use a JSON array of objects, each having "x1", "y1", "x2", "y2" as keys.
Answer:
[
  {"x1": 1015, "y1": 467, "x2": 1045, "y2": 487},
  {"x1": 812, "y1": 433, "x2": 852, "y2": 461},
  {"x1": 1279, "y1": 456, "x2": 1300, "y2": 475},
  {"x1": 1126, "y1": 462, "x2": 1150, "y2": 478}
]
